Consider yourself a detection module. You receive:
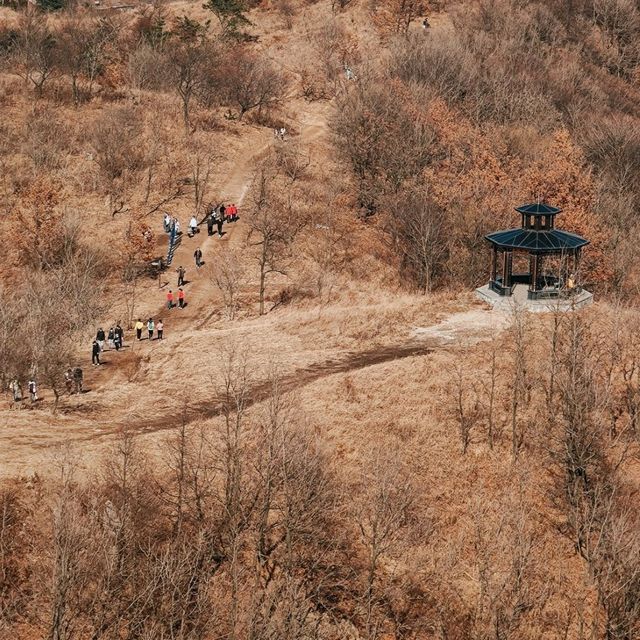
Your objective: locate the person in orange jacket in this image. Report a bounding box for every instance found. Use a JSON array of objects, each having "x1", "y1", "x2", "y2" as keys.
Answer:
[
  {"x1": 167, "y1": 290, "x2": 174, "y2": 309},
  {"x1": 178, "y1": 288, "x2": 185, "y2": 309}
]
